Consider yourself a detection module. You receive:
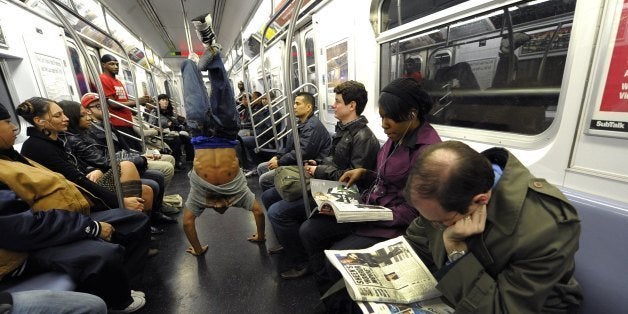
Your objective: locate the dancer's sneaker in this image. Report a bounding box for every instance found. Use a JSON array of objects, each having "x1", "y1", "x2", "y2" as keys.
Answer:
[{"x1": 191, "y1": 13, "x2": 216, "y2": 48}]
